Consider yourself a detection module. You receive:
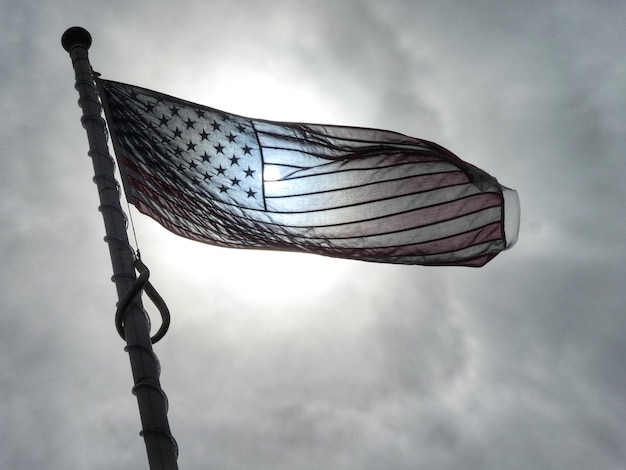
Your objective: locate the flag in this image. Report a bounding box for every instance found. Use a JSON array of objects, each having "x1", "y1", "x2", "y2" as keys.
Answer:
[{"x1": 97, "y1": 79, "x2": 519, "y2": 267}]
